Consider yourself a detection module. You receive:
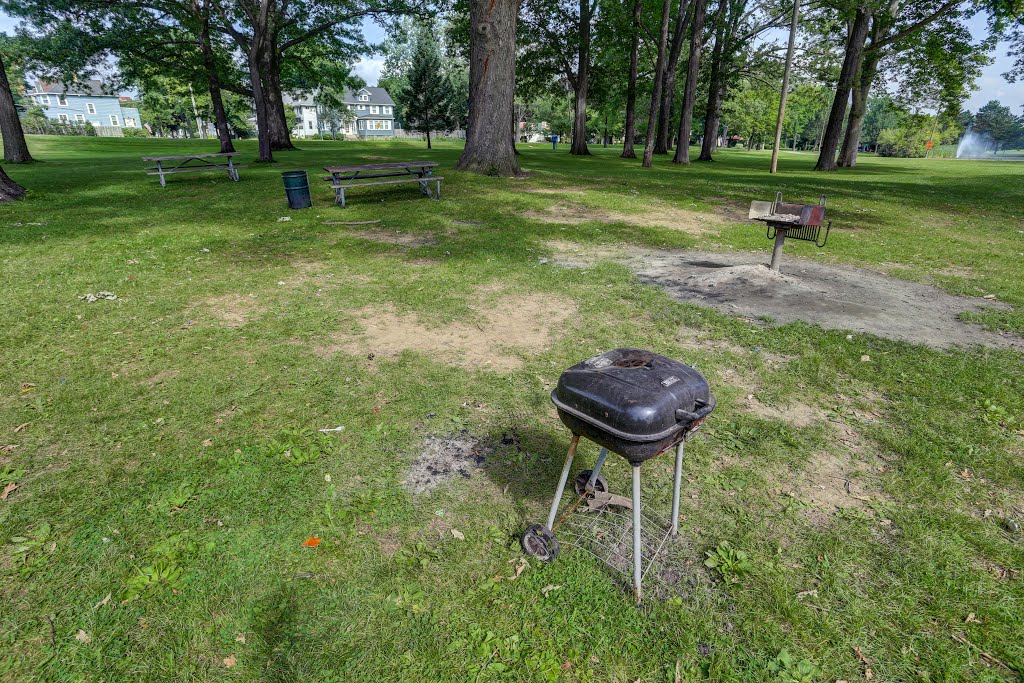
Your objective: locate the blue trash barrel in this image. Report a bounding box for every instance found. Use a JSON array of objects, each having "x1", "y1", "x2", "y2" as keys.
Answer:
[{"x1": 281, "y1": 170, "x2": 312, "y2": 209}]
